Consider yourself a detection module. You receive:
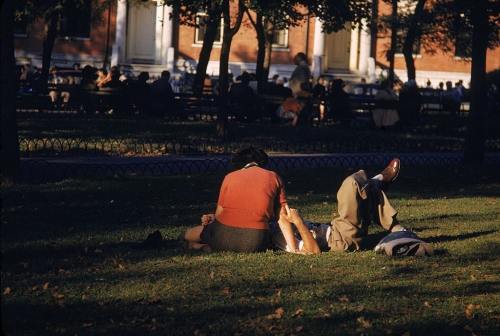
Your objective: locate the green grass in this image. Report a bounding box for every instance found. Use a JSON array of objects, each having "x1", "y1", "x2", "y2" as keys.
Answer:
[{"x1": 2, "y1": 166, "x2": 500, "y2": 335}]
